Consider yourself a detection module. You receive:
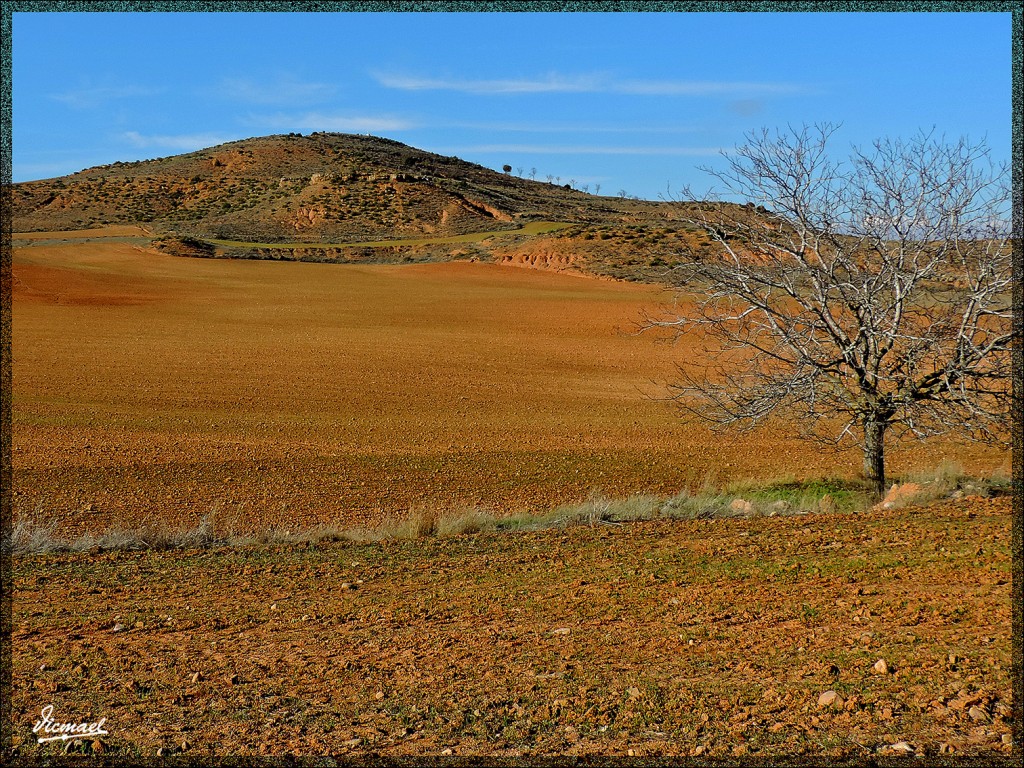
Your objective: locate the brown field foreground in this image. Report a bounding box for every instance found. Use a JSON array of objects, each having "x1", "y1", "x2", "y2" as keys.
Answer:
[{"x1": 7, "y1": 493, "x2": 1013, "y2": 760}]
